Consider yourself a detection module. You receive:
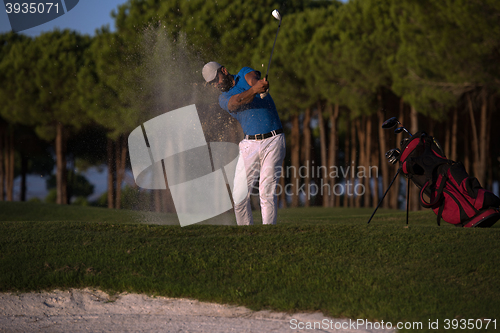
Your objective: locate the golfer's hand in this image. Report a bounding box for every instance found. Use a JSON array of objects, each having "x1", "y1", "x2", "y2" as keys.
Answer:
[{"x1": 253, "y1": 78, "x2": 269, "y2": 94}]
